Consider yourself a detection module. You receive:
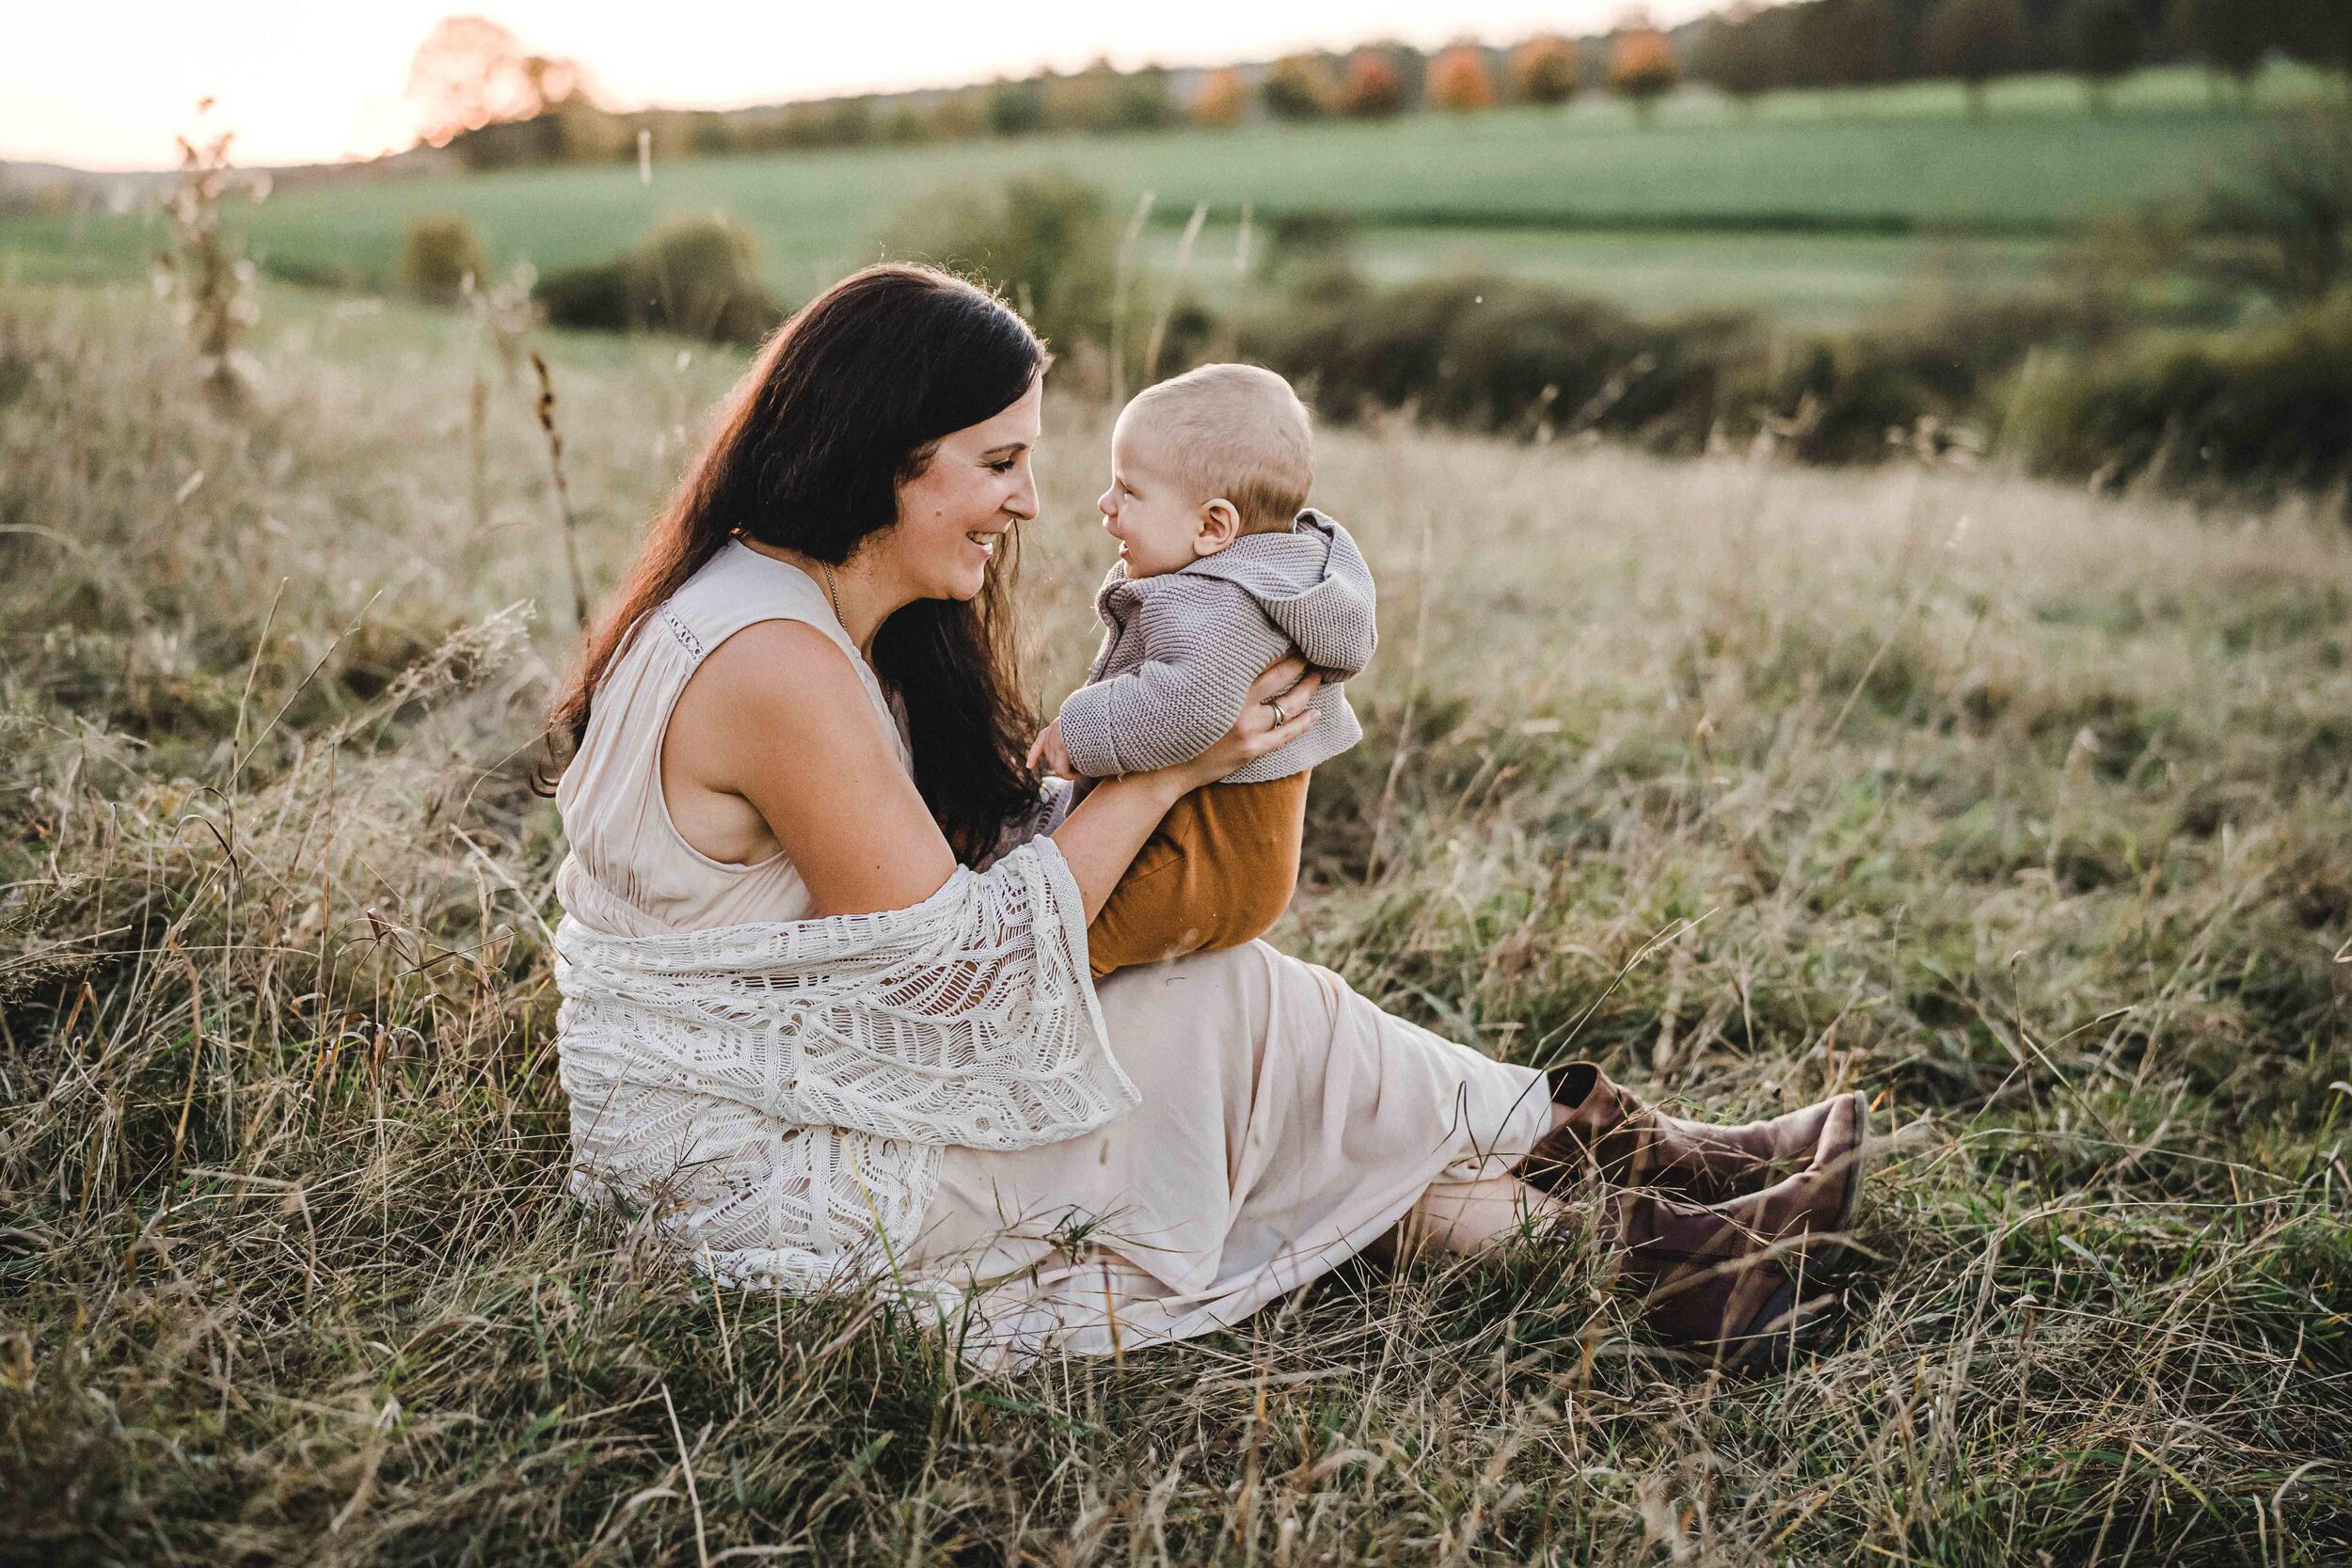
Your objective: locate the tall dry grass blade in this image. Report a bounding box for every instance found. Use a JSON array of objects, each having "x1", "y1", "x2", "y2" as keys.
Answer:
[
  {"x1": 1363, "y1": 412, "x2": 1426, "y2": 883},
  {"x1": 531, "y1": 349, "x2": 592, "y2": 632},
  {"x1": 1109, "y1": 189, "x2": 1155, "y2": 408},
  {"x1": 1214, "y1": 202, "x2": 1254, "y2": 362},
  {"x1": 1142, "y1": 200, "x2": 1209, "y2": 386}
]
